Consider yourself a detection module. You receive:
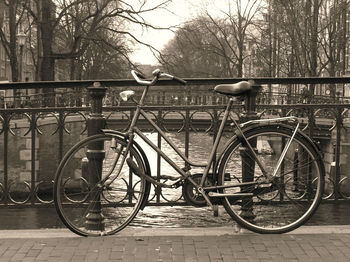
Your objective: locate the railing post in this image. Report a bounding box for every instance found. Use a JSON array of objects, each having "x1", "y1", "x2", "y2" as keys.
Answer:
[
  {"x1": 87, "y1": 82, "x2": 106, "y2": 136},
  {"x1": 85, "y1": 82, "x2": 107, "y2": 231},
  {"x1": 30, "y1": 112, "x2": 36, "y2": 205},
  {"x1": 3, "y1": 113, "x2": 9, "y2": 204},
  {"x1": 240, "y1": 82, "x2": 260, "y2": 219},
  {"x1": 334, "y1": 108, "x2": 342, "y2": 200},
  {"x1": 156, "y1": 110, "x2": 162, "y2": 203}
]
